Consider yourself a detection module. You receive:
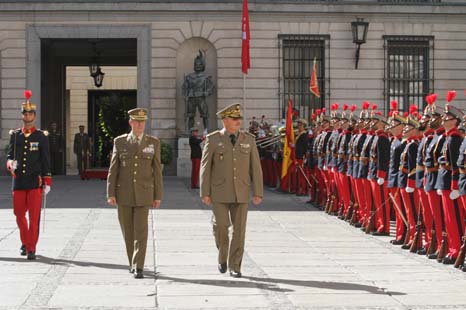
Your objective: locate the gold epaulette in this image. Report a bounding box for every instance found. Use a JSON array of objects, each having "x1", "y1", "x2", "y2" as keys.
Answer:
[{"x1": 206, "y1": 130, "x2": 220, "y2": 138}]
